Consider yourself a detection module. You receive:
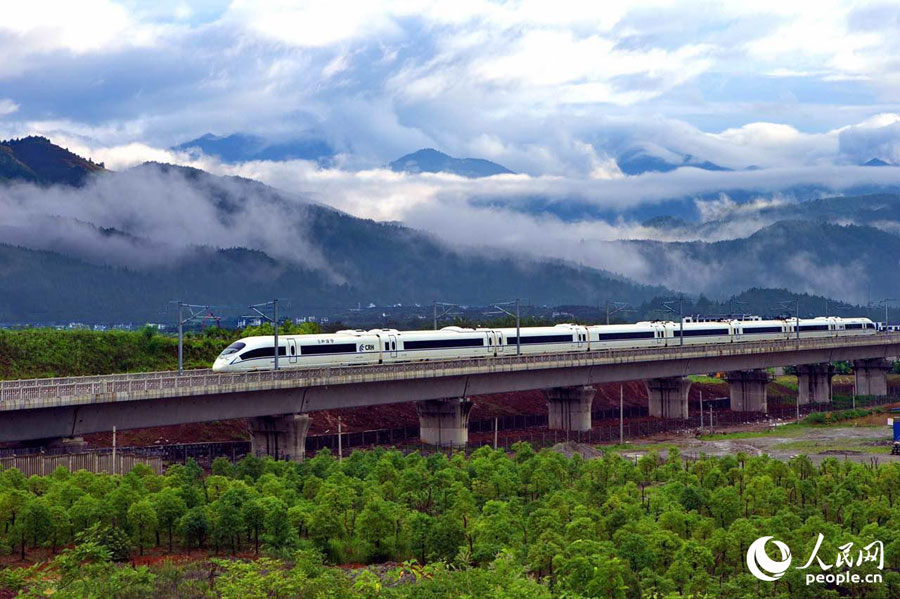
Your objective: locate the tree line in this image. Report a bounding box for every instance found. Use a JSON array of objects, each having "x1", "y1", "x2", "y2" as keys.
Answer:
[{"x1": 1, "y1": 445, "x2": 899, "y2": 598}]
